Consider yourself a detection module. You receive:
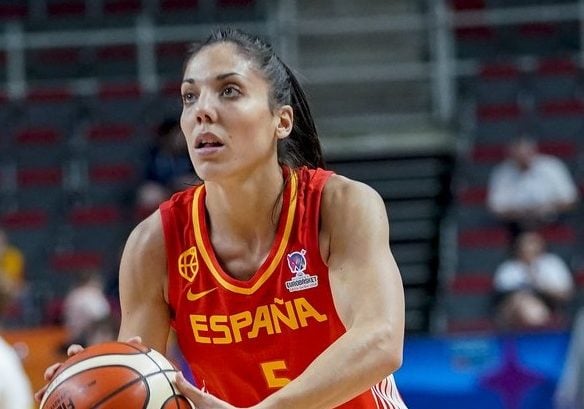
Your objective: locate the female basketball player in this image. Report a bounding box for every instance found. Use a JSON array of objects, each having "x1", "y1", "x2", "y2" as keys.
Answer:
[{"x1": 38, "y1": 28, "x2": 408, "y2": 408}]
